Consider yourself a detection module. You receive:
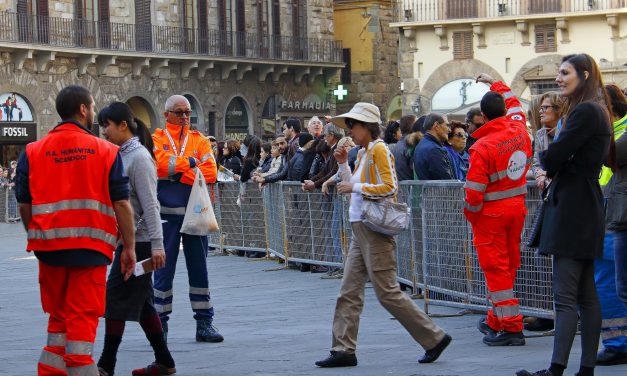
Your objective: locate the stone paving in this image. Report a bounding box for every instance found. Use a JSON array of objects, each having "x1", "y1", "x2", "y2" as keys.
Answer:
[{"x1": 0, "y1": 223, "x2": 625, "y2": 376}]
